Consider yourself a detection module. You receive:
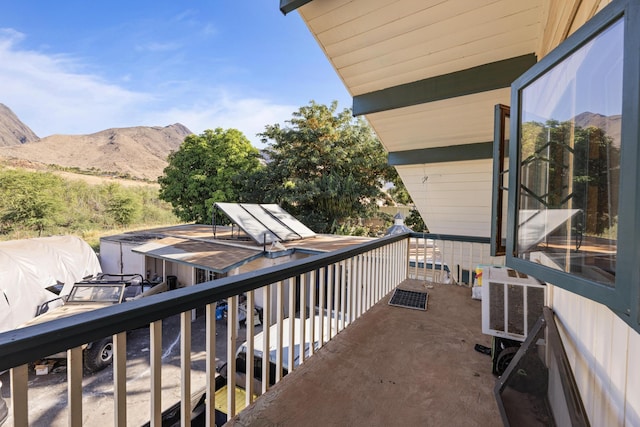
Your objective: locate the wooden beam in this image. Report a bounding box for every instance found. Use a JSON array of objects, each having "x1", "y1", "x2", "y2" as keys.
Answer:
[{"x1": 353, "y1": 54, "x2": 536, "y2": 116}]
